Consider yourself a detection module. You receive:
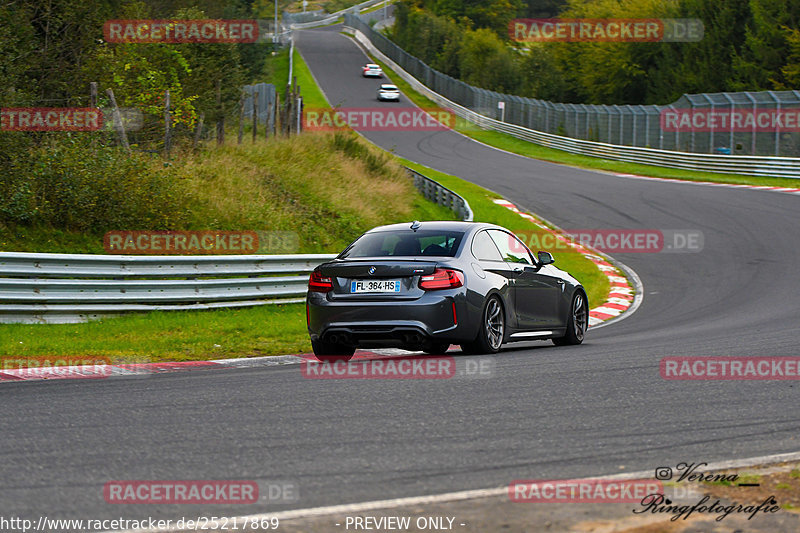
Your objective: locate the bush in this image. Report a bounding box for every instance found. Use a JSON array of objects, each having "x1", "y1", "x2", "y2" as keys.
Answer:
[{"x1": 0, "y1": 136, "x2": 191, "y2": 232}]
